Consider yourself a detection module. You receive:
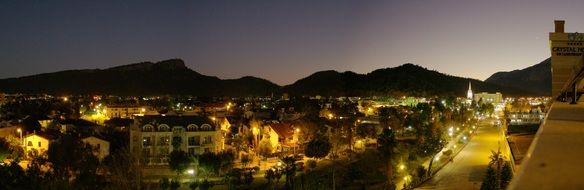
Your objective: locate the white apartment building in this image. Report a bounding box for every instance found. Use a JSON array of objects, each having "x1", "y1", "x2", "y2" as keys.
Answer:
[{"x1": 130, "y1": 115, "x2": 223, "y2": 165}]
